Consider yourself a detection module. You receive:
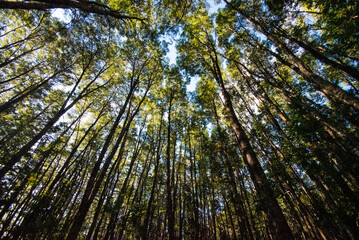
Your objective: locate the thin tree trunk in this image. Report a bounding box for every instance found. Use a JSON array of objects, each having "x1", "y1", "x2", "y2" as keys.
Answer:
[
  {"x1": 166, "y1": 90, "x2": 175, "y2": 240},
  {"x1": 65, "y1": 81, "x2": 142, "y2": 240},
  {"x1": 141, "y1": 108, "x2": 164, "y2": 240}
]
